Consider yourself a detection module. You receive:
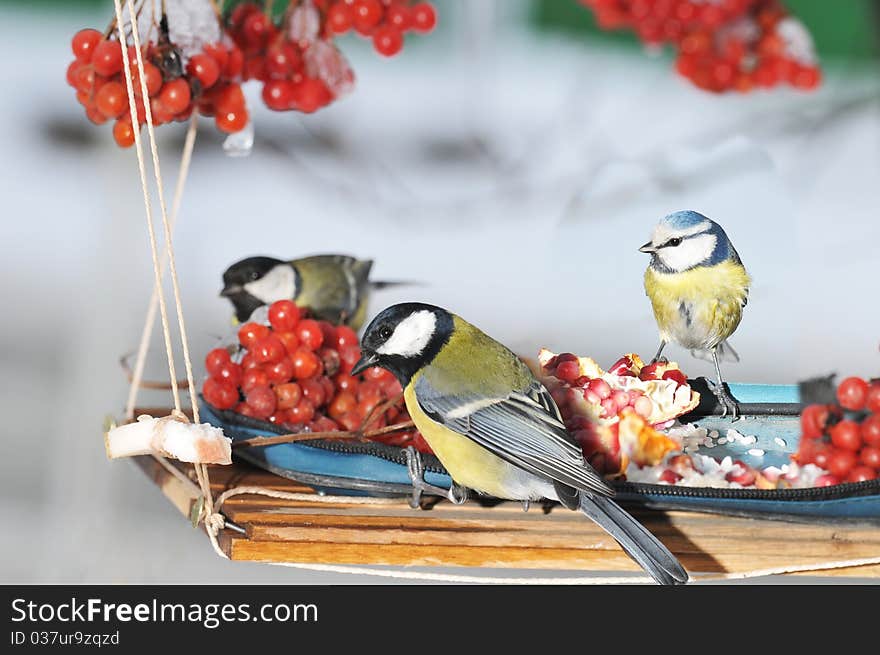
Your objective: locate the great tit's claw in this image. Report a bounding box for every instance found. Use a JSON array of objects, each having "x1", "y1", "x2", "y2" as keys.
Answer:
[
  {"x1": 707, "y1": 380, "x2": 740, "y2": 421},
  {"x1": 404, "y1": 446, "x2": 467, "y2": 508},
  {"x1": 650, "y1": 356, "x2": 669, "y2": 365}
]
